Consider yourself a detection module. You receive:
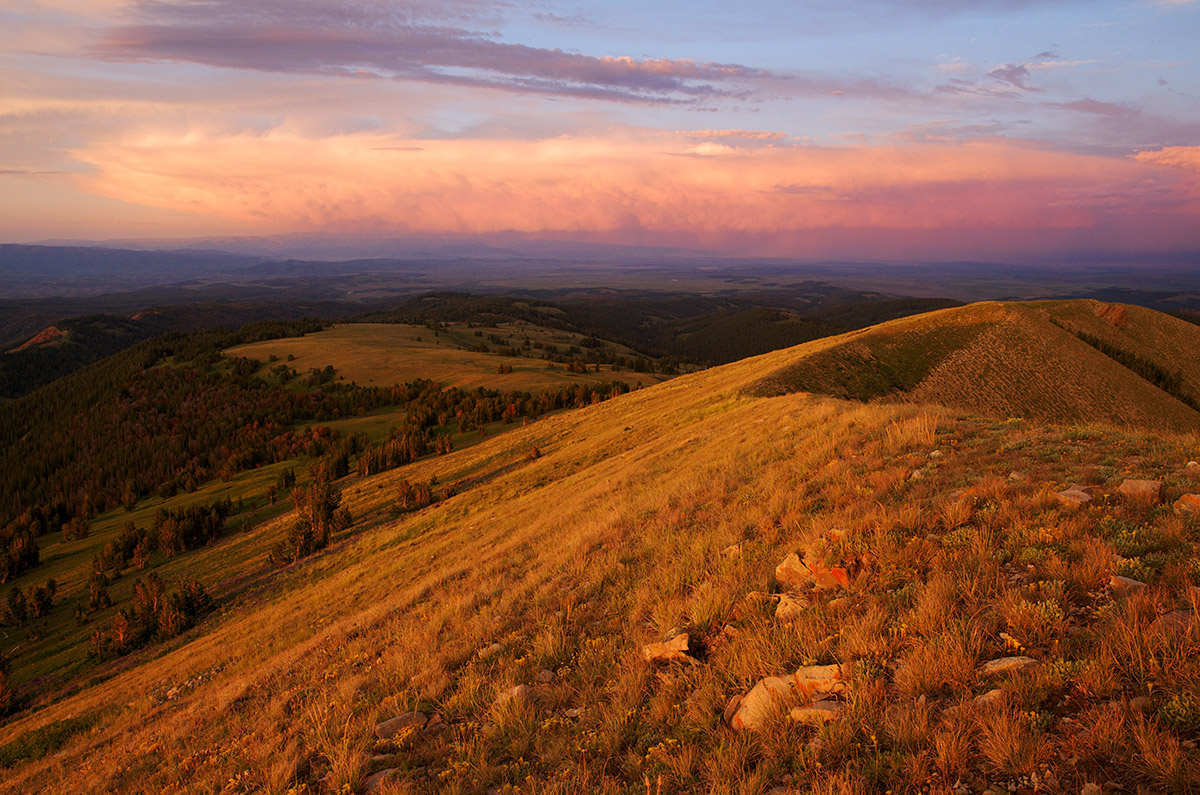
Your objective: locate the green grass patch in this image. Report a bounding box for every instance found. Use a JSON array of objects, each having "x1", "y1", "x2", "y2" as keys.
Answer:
[{"x1": 0, "y1": 711, "x2": 101, "y2": 768}]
